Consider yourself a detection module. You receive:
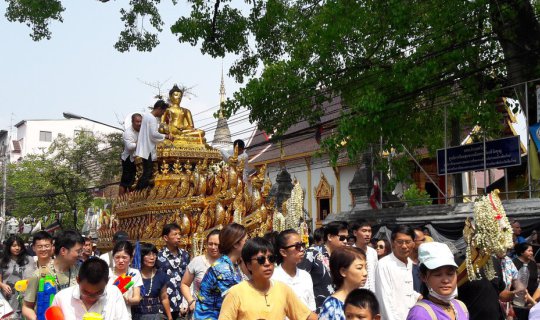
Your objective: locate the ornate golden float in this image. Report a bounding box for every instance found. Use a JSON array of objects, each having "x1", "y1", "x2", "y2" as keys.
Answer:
[{"x1": 98, "y1": 86, "x2": 275, "y2": 254}]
